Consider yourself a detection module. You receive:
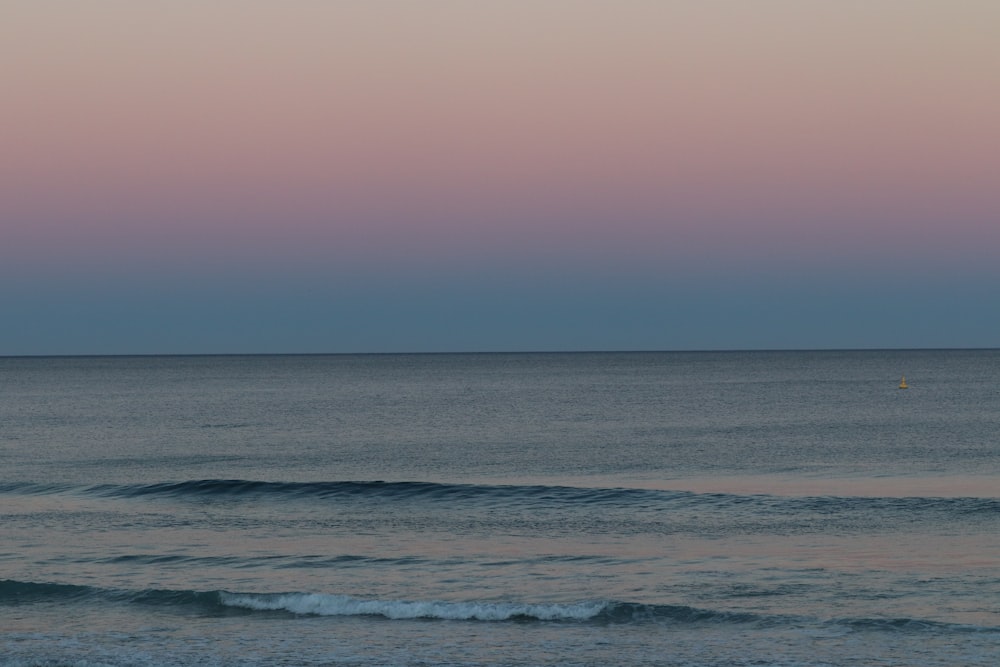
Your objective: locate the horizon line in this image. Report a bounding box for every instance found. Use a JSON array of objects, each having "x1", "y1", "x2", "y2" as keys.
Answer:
[{"x1": 2, "y1": 346, "x2": 998, "y2": 360}]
